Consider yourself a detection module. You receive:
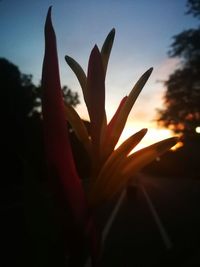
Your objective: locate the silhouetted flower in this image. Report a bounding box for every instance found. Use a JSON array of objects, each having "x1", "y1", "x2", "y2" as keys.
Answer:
[
  {"x1": 64, "y1": 26, "x2": 178, "y2": 209},
  {"x1": 41, "y1": 7, "x2": 178, "y2": 265}
]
